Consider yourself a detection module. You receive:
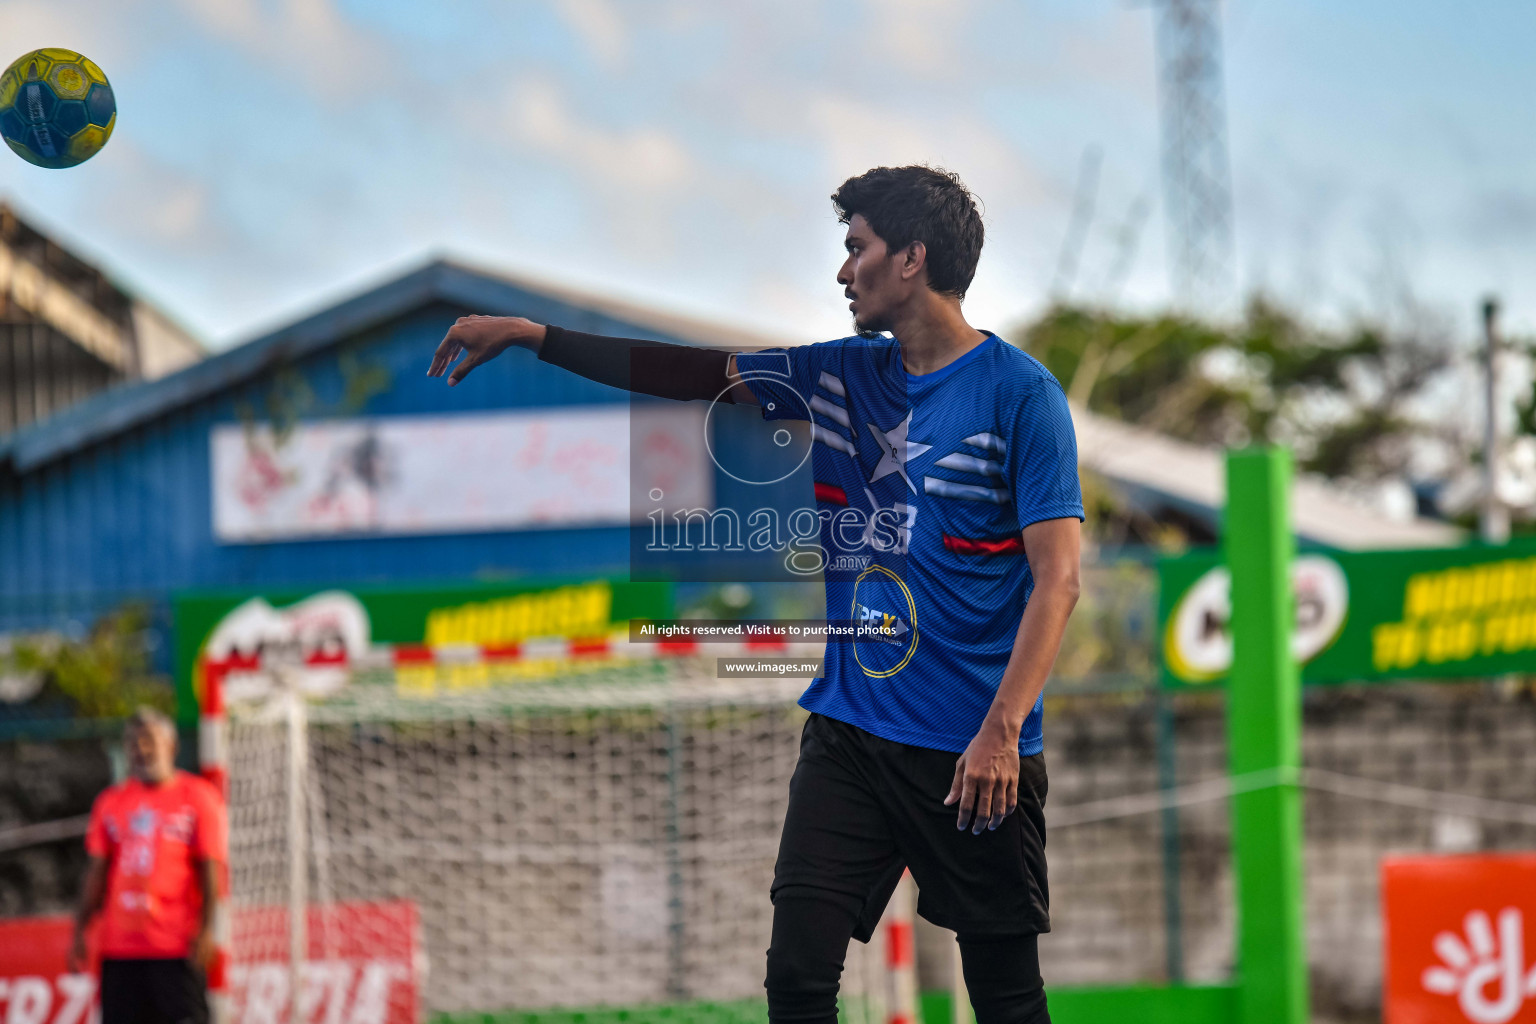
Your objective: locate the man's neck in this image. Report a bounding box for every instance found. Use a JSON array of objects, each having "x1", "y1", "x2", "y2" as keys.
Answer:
[{"x1": 890, "y1": 295, "x2": 988, "y2": 376}]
